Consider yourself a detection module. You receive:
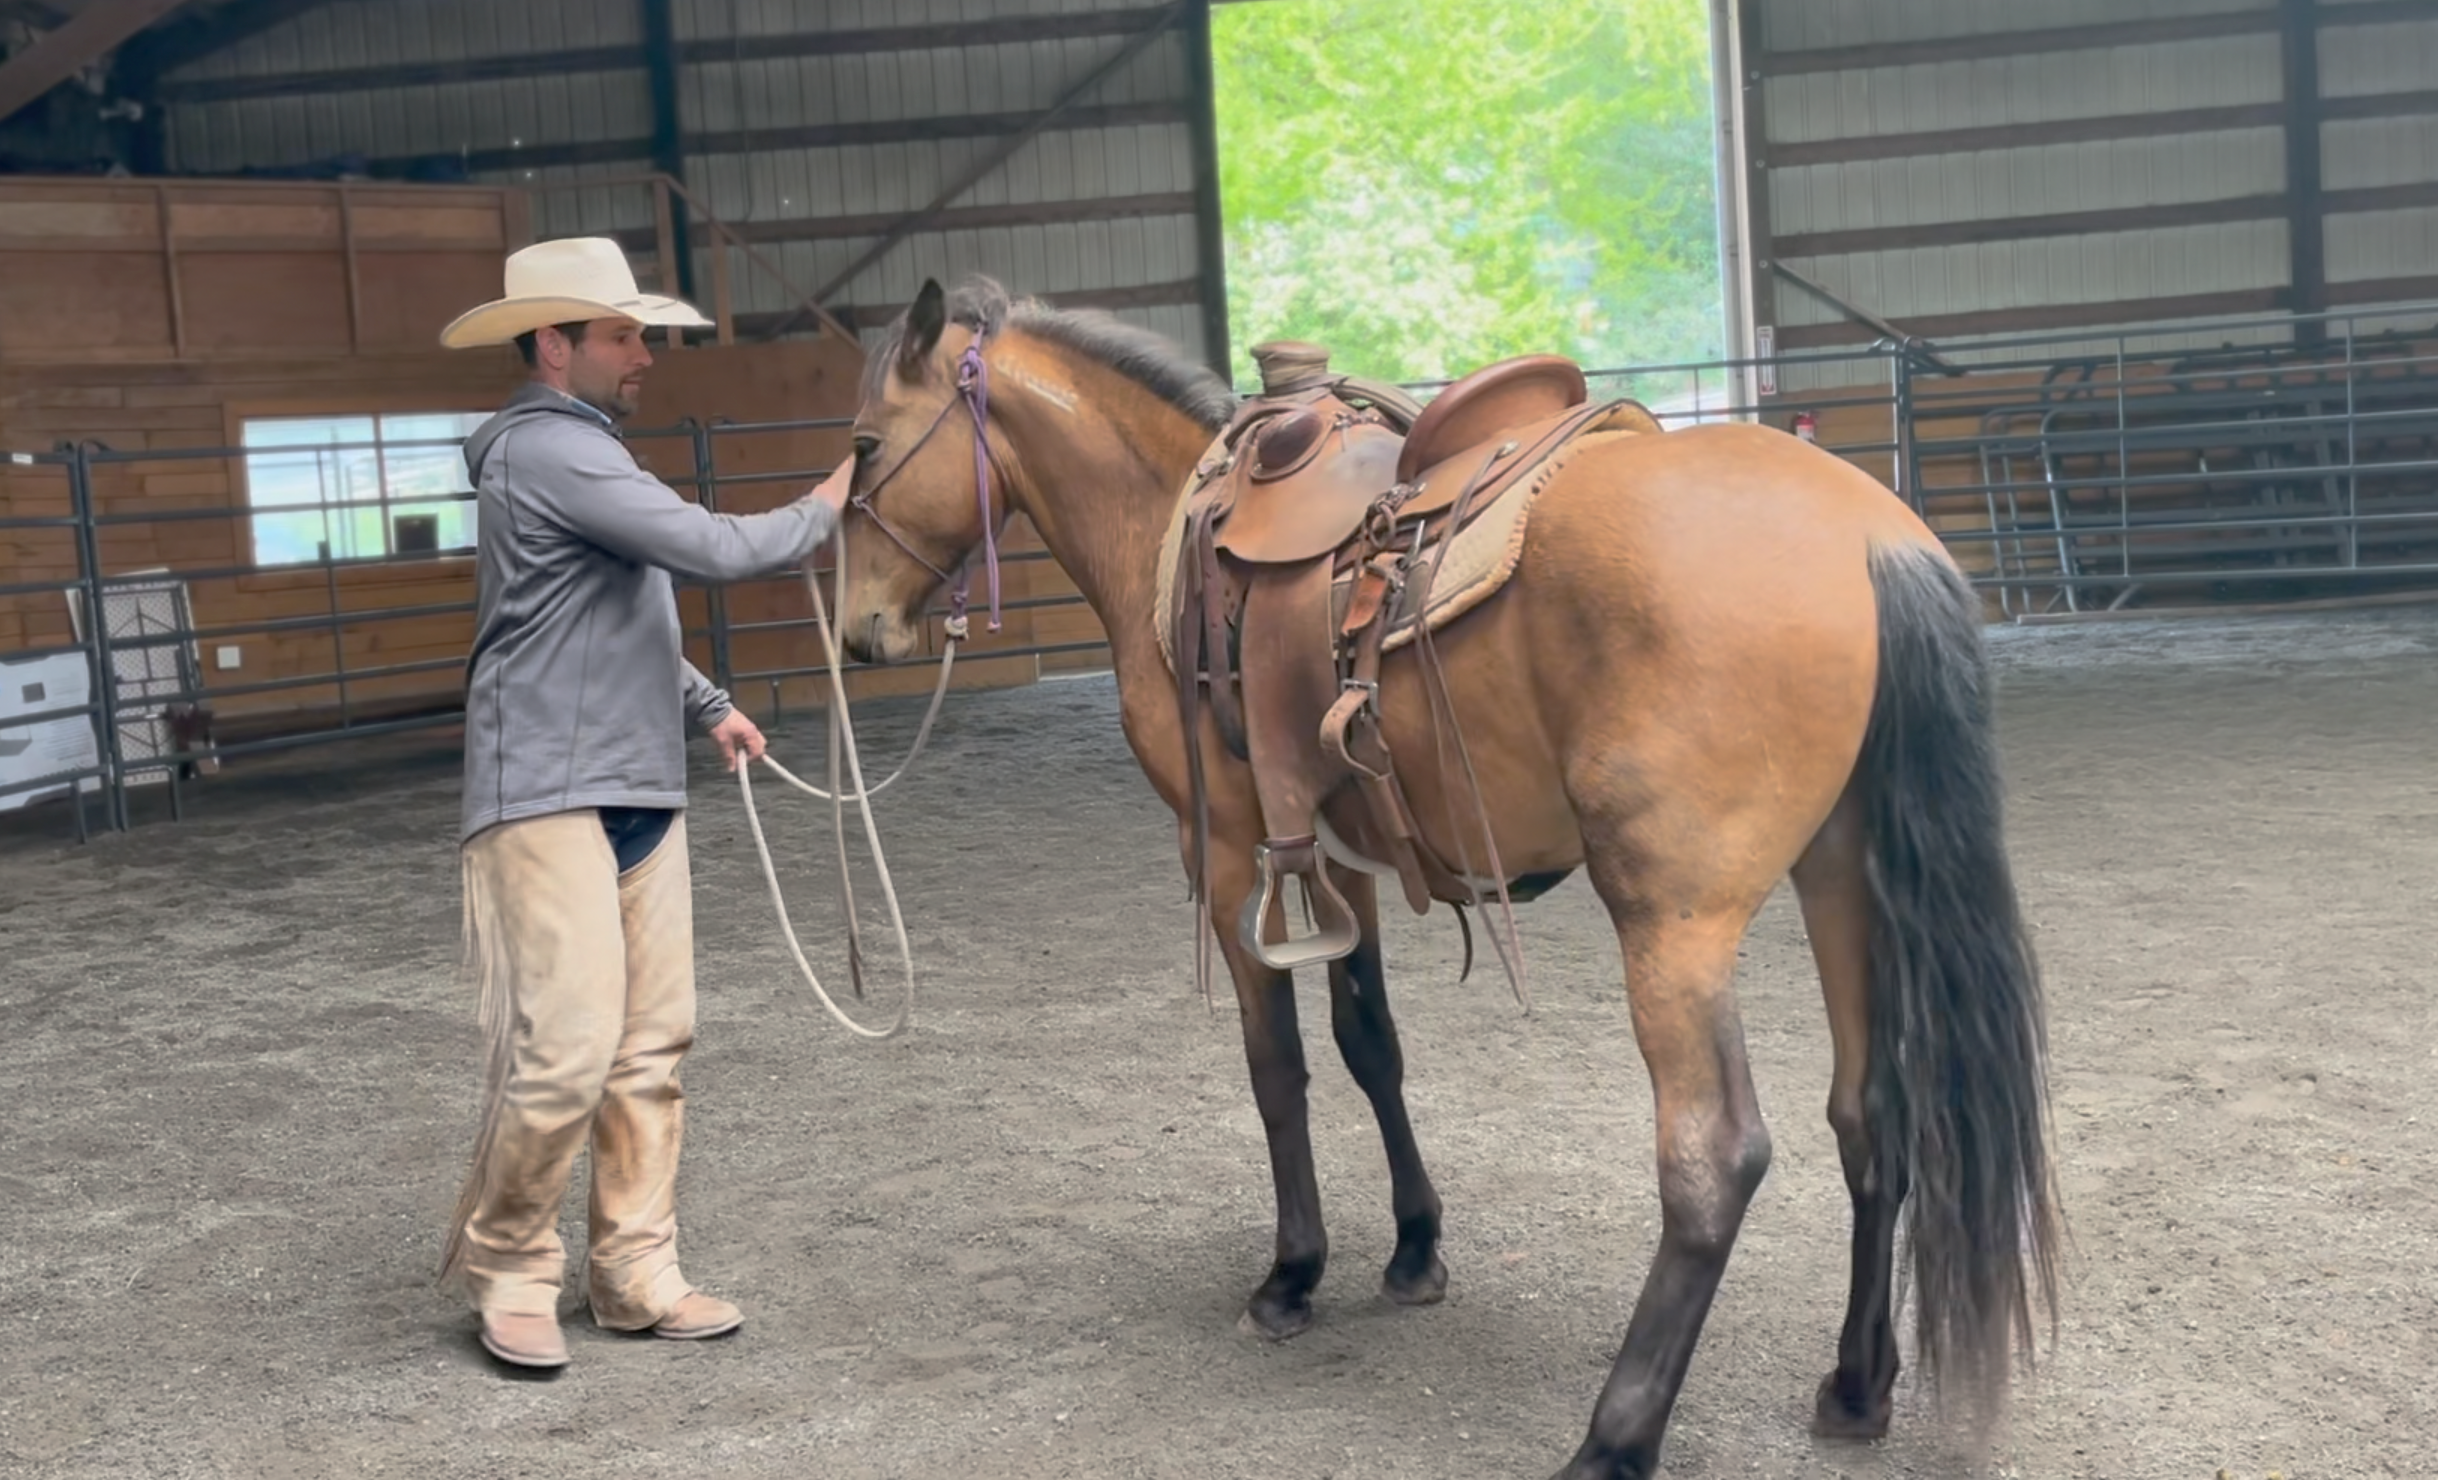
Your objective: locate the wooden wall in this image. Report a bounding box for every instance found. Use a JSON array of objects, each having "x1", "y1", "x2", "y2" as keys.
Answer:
[
  {"x1": 0, "y1": 337, "x2": 1081, "y2": 737},
  {"x1": 0, "y1": 178, "x2": 529, "y2": 365},
  {"x1": 0, "y1": 173, "x2": 1115, "y2": 755},
  {"x1": 0, "y1": 353, "x2": 524, "y2": 727}
]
